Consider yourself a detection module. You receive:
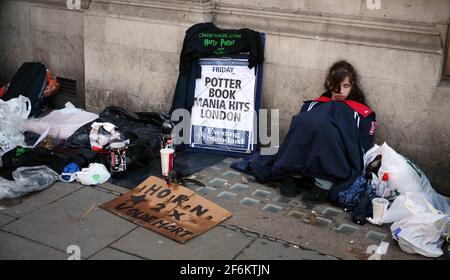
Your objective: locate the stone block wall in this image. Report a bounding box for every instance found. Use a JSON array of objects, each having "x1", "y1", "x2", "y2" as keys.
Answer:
[
  {"x1": 0, "y1": 0, "x2": 449, "y2": 195},
  {"x1": 0, "y1": 0, "x2": 85, "y2": 107}
]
